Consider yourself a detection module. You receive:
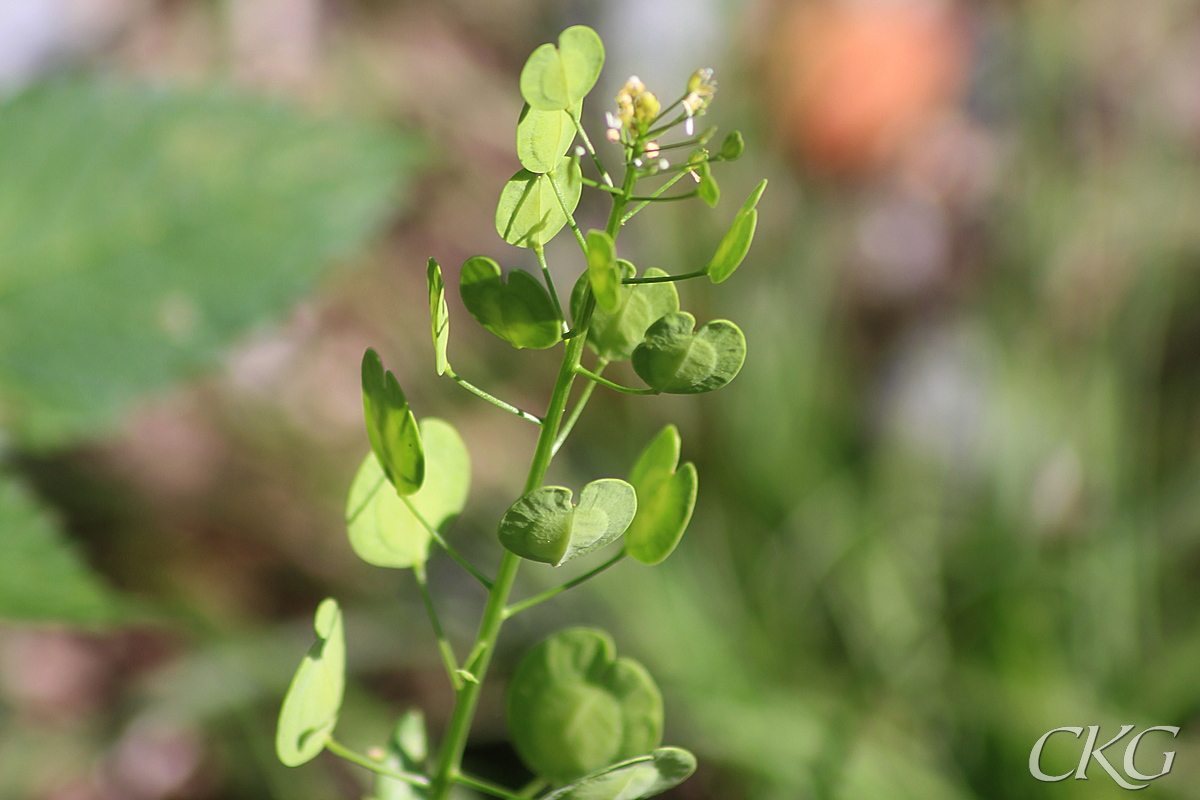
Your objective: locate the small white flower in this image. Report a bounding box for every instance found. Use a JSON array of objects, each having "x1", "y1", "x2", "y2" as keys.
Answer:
[
  {"x1": 633, "y1": 158, "x2": 643, "y2": 167},
  {"x1": 575, "y1": 146, "x2": 586, "y2": 157},
  {"x1": 658, "y1": 158, "x2": 670, "y2": 170}
]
